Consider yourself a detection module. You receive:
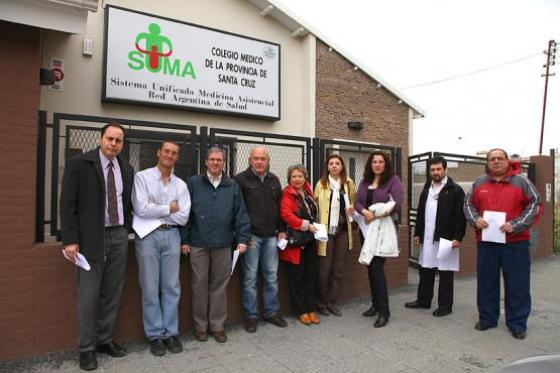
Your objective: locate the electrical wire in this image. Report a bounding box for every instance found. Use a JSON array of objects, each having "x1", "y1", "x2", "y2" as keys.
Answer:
[{"x1": 400, "y1": 52, "x2": 543, "y2": 90}]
